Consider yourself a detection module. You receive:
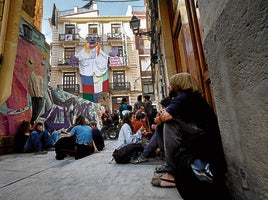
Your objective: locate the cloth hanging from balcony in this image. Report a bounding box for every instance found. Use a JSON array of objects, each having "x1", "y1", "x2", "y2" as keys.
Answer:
[
  {"x1": 81, "y1": 71, "x2": 108, "y2": 102},
  {"x1": 76, "y1": 47, "x2": 108, "y2": 76},
  {"x1": 76, "y1": 45, "x2": 109, "y2": 103}
]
